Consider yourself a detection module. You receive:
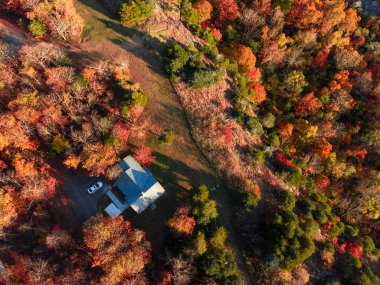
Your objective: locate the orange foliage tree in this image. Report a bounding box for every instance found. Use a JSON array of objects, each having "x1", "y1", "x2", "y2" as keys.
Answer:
[
  {"x1": 223, "y1": 44, "x2": 256, "y2": 75},
  {"x1": 193, "y1": 0, "x2": 213, "y2": 21},
  {"x1": 167, "y1": 207, "x2": 196, "y2": 236},
  {"x1": 81, "y1": 143, "x2": 117, "y2": 176},
  {"x1": 315, "y1": 138, "x2": 333, "y2": 159},
  {"x1": 83, "y1": 214, "x2": 151, "y2": 284}
]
